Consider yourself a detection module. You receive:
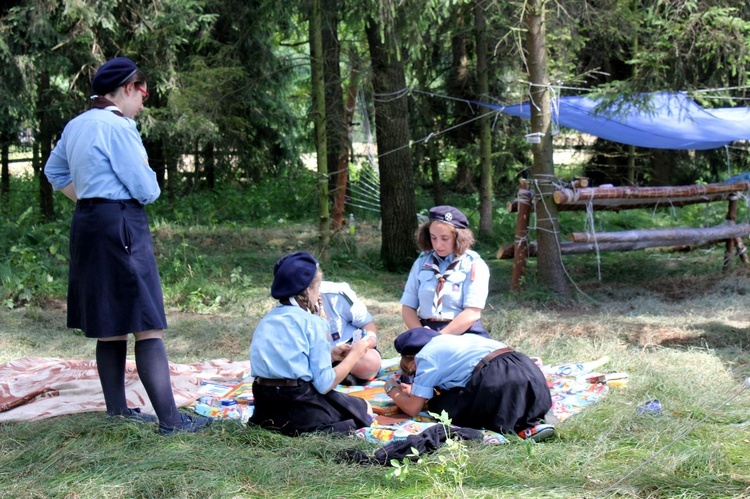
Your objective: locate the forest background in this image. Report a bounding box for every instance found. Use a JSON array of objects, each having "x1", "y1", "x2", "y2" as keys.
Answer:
[{"x1": 1, "y1": 1, "x2": 750, "y2": 497}]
